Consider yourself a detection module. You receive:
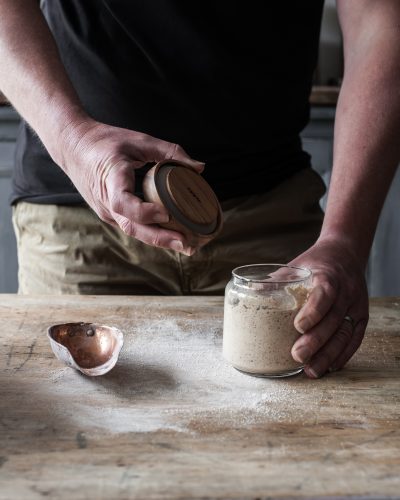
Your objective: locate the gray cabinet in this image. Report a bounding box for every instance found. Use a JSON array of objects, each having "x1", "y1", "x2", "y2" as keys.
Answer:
[
  {"x1": 367, "y1": 169, "x2": 400, "y2": 296},
  {"x1": 0, "y1": 107, "x2": 18, "y2": 293},
  {"x1": 301, "y1": 108, "x2": 335, "y2": 212}
]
